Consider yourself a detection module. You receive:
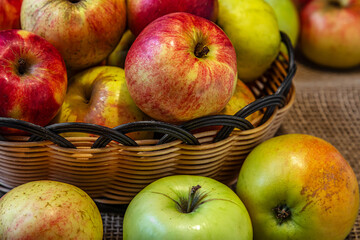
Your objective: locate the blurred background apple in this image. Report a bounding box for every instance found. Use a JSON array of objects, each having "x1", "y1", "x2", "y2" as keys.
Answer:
[{"x1": 300, "y1": 0, "x2": 360, "y2": 68}]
